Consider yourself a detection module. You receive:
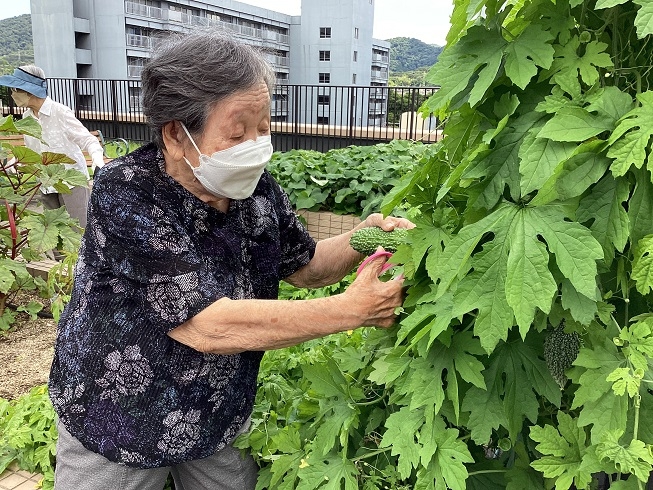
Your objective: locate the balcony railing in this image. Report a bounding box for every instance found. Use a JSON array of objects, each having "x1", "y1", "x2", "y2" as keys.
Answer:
[
  {"x1": 126, "y1": 34, "x2": 152, "y2": 49},
  {"x1": 2, "y1": 80, "x2": 442, "y2": 152},
  {"x1": 125, "y1": 2, "x2": 163, "y2": 19},
  {"x1": 266, "y1": 54, "x2": 290, "y2": 67}
]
